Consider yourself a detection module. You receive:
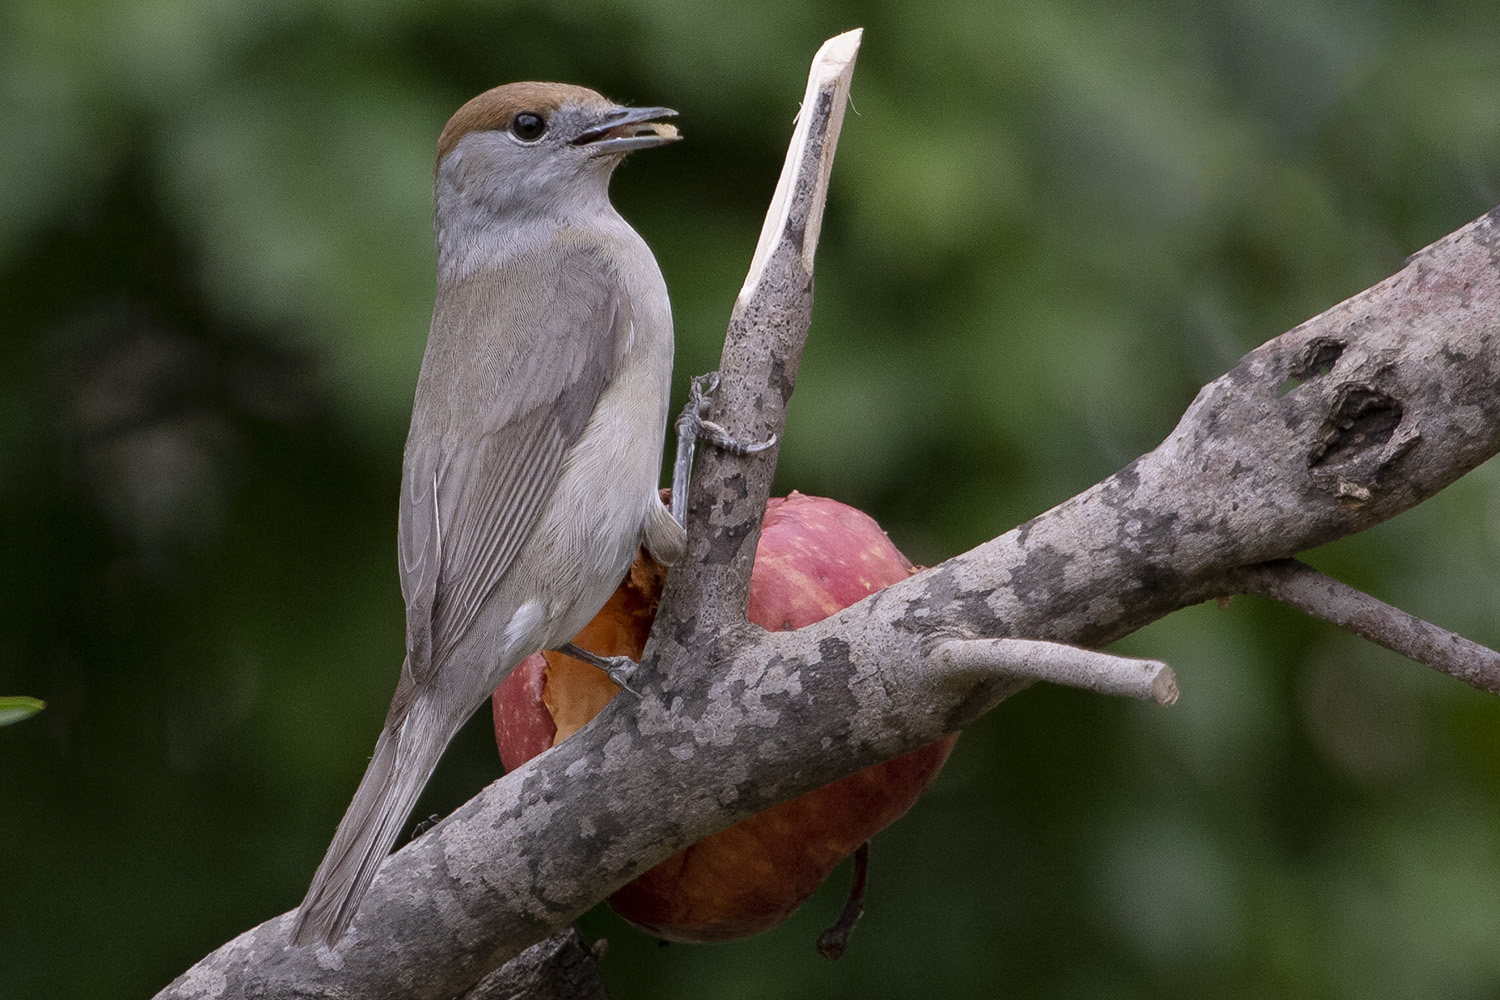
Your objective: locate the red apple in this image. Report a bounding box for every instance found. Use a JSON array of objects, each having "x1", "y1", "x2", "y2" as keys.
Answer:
[{"x1": 492, "y1": 492, "x2": 957, "y2": 942}]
